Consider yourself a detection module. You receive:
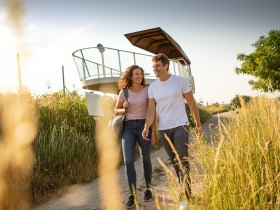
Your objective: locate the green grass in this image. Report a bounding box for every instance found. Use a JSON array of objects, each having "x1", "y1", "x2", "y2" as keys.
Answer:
[
  {"x1": 203, "y1": 104, "x2": 231, "y2": 115},
  {"x1": 31, "y1": 92, "x2": 97, "y2": 205}
]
